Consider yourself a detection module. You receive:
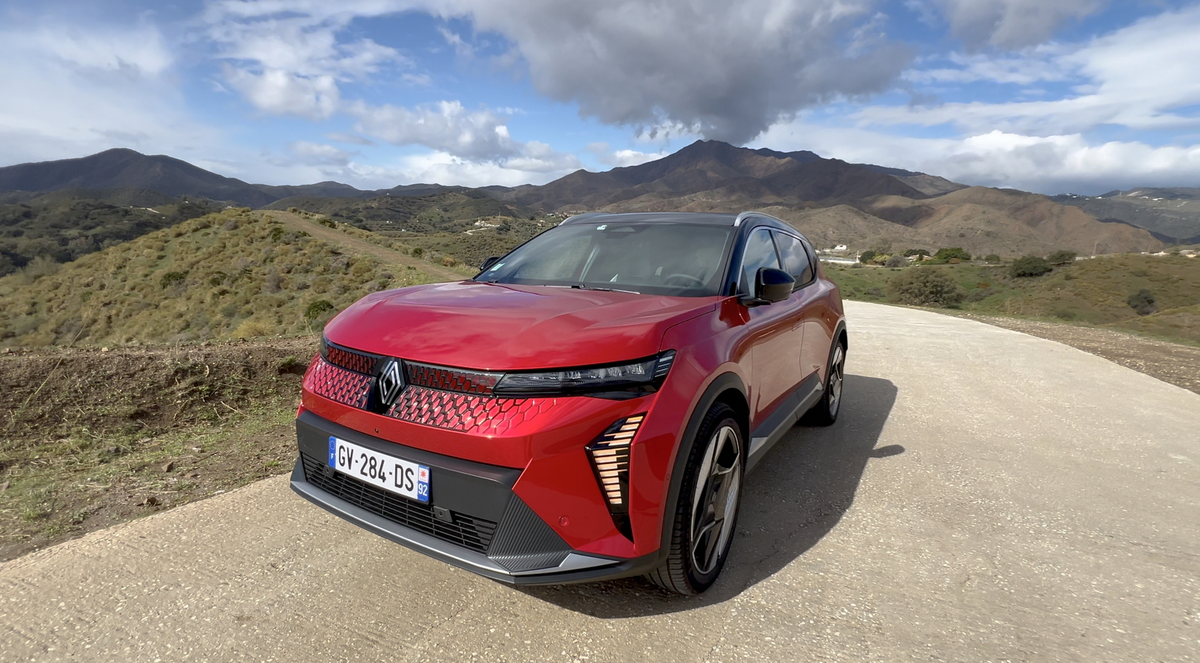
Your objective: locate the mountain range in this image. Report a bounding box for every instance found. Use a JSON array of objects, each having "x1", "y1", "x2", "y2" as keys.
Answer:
[{"x1": 0, "y1": 141, "x2": 1187, "y2": 259}]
